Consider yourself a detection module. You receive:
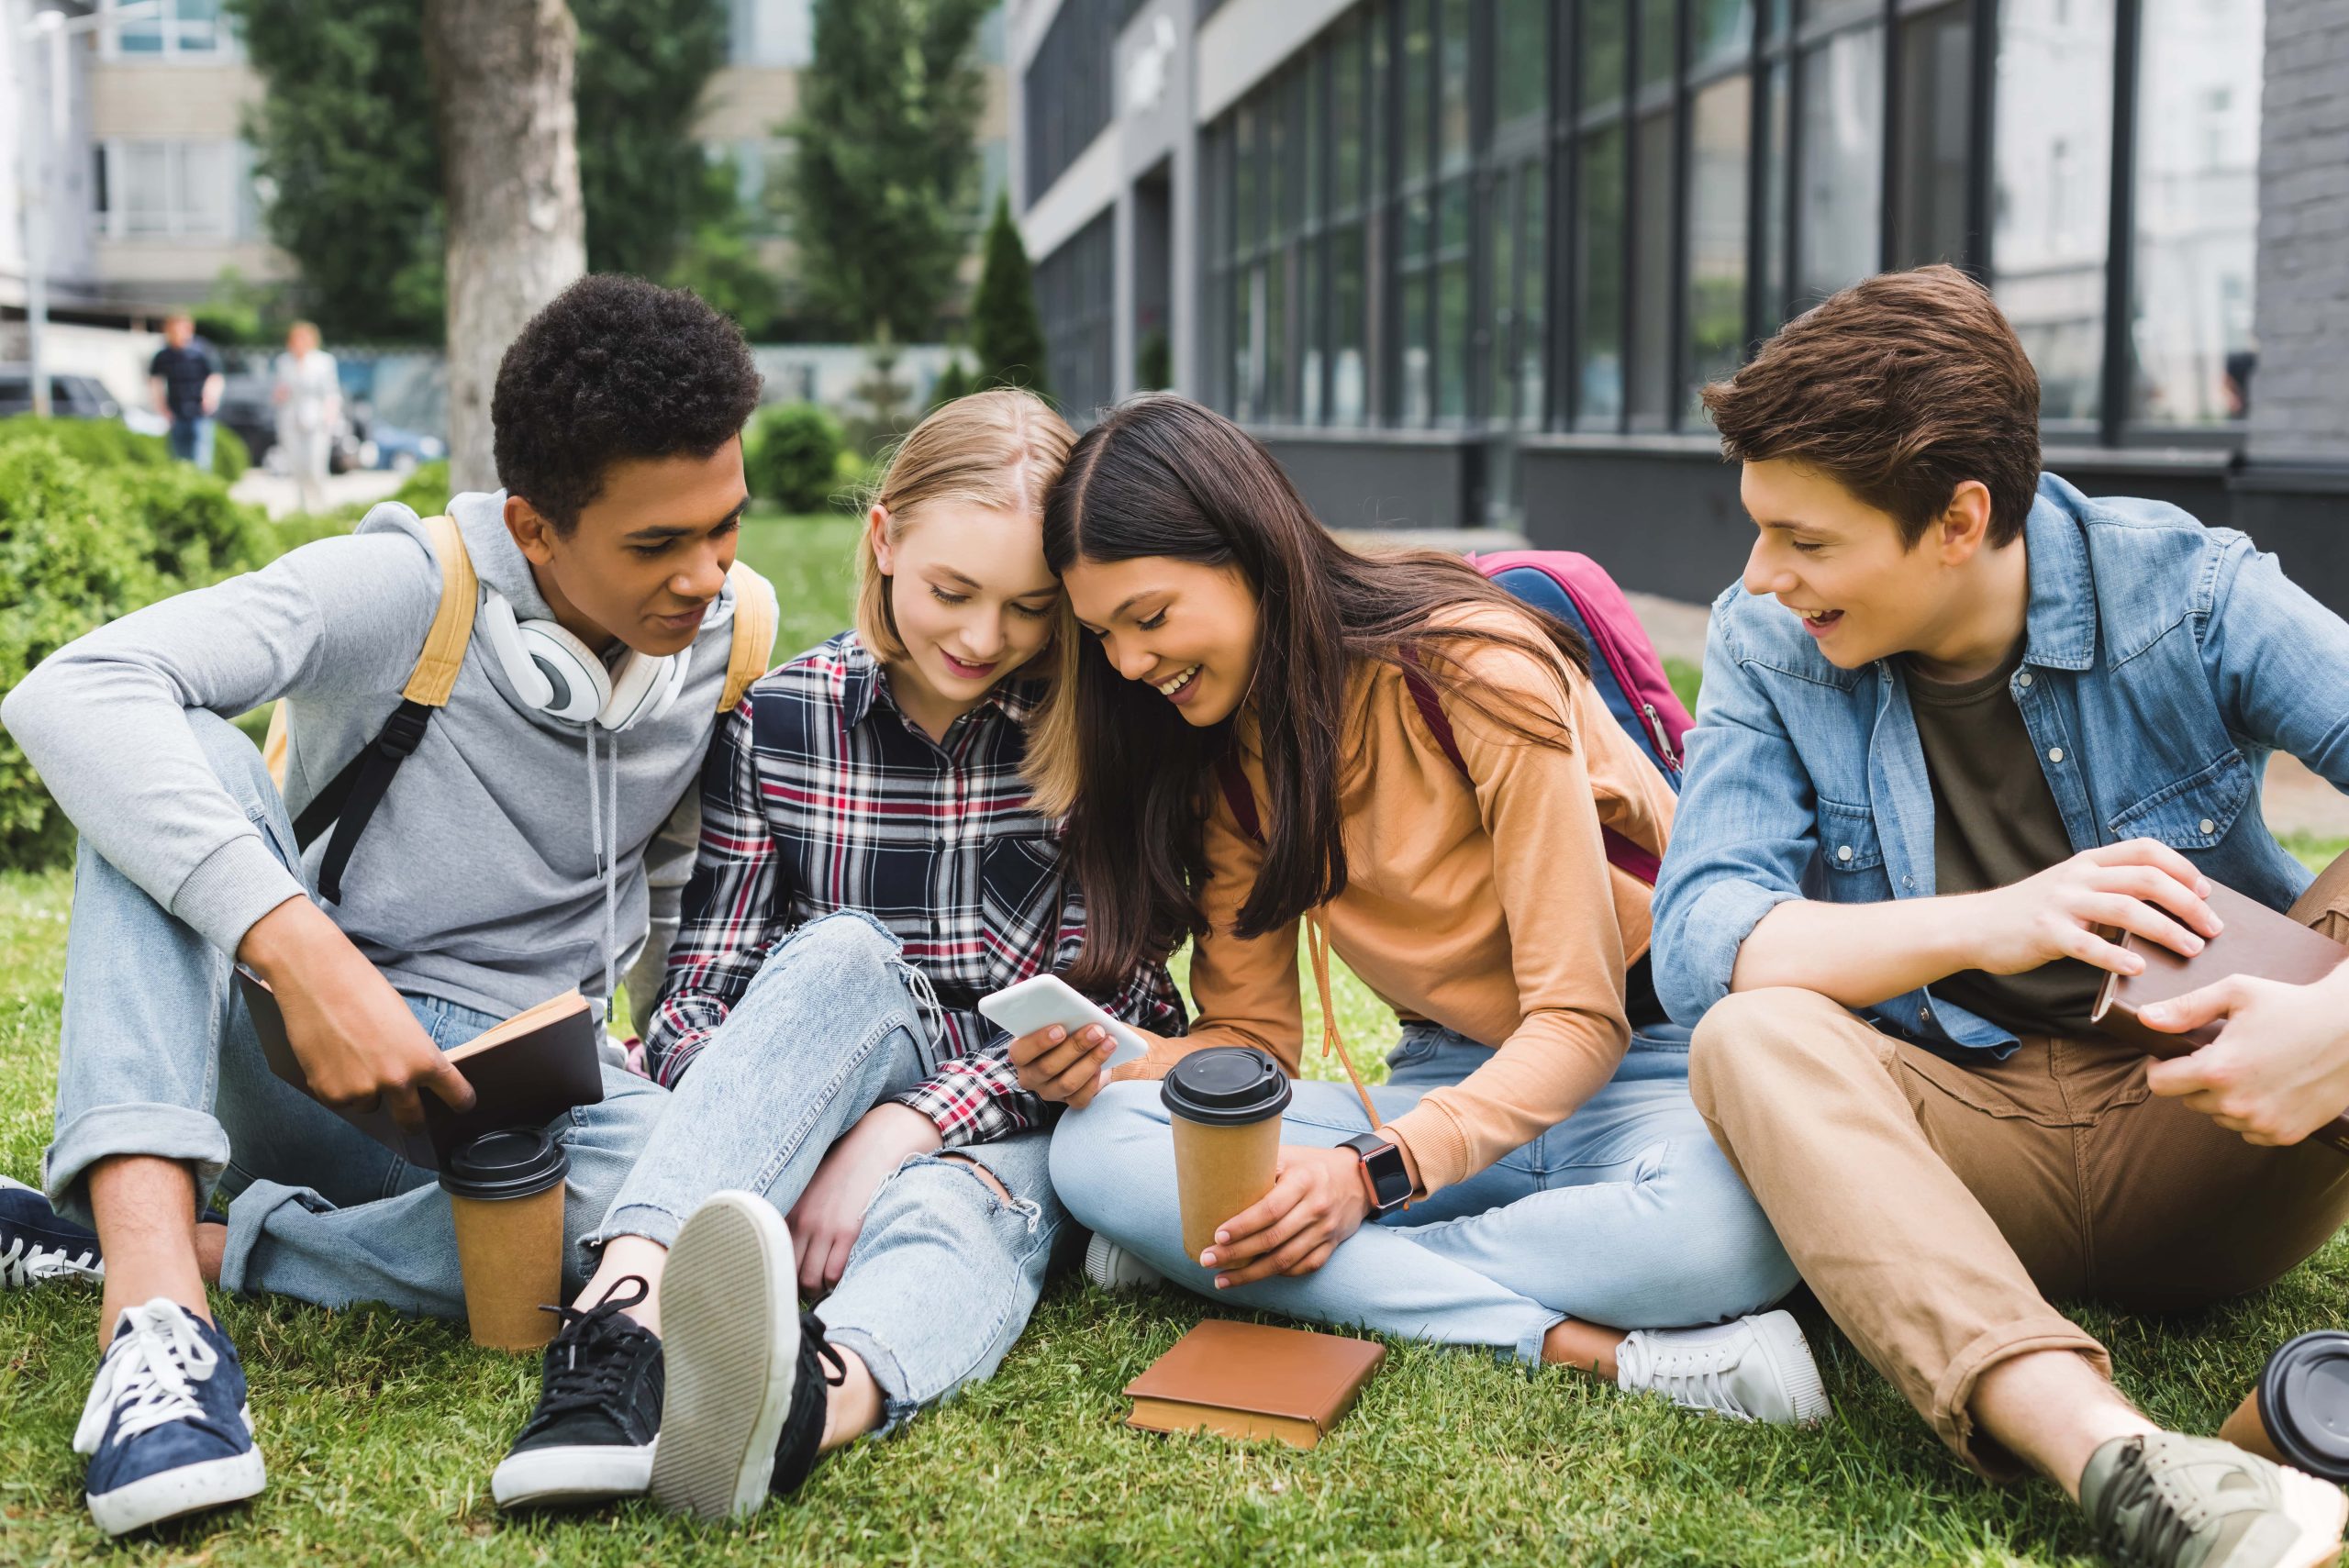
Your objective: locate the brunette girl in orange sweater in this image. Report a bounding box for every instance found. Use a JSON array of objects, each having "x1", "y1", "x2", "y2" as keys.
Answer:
[{"x1": 1020, "y1": 396, "x2": 1818, "y2": 1422}]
